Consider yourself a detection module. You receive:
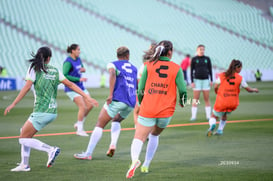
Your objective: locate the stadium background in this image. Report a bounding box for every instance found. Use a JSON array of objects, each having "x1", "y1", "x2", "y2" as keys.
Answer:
[
  {"x1": 0, "y1": 0, "x2": 273, "y2": 90},
  {"x1": 1, "y1": 1, "x2": 273, "y2": 180}
]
